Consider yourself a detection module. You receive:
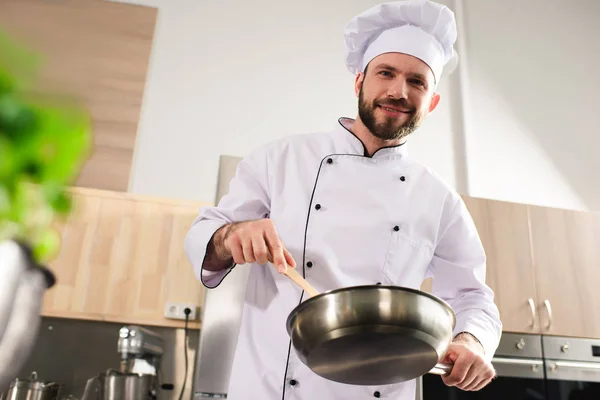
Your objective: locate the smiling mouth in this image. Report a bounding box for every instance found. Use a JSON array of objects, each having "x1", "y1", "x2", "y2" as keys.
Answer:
[{"x1": 377, "y1": 105, "x2": 412, "y2": 114}]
